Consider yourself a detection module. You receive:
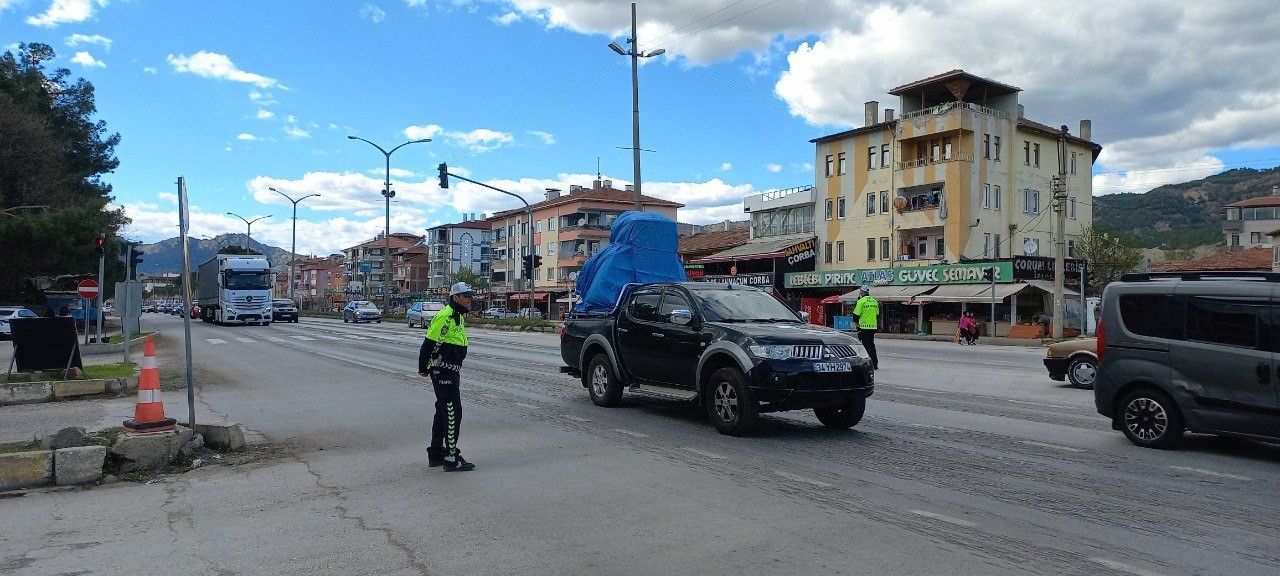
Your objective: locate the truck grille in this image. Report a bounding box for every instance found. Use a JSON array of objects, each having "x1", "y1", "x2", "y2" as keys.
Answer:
[
  {"x1": 824, "y1": 345, "x2": 858, "y2": 358},
  {"x1": 791, "y1": 345, "x2": 823, "y2": 360},
  {"x1": 231, "y1": 296, "x2": 267, "y2": 310}
]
